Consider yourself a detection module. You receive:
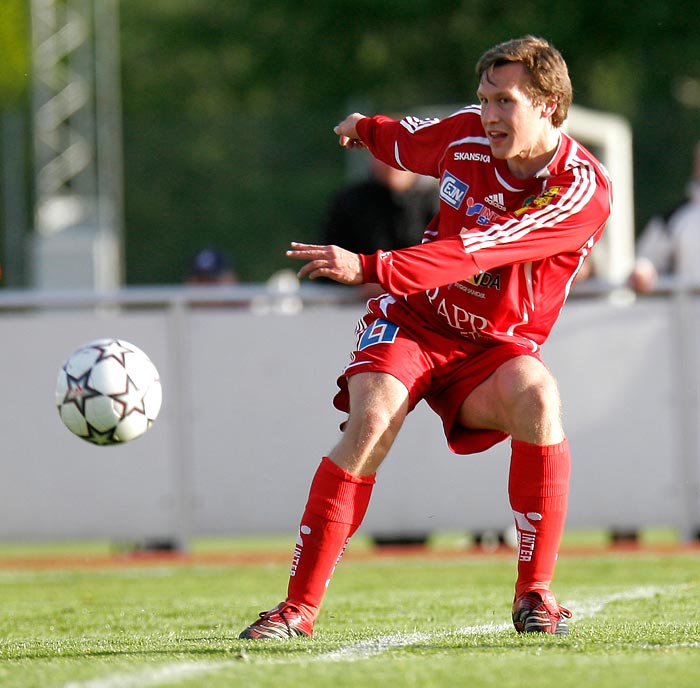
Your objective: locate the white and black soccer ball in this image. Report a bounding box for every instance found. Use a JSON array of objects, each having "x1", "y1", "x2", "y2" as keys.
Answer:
[{"x1": 55, "y1": 338, "x2": 162, "y2": 445}]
